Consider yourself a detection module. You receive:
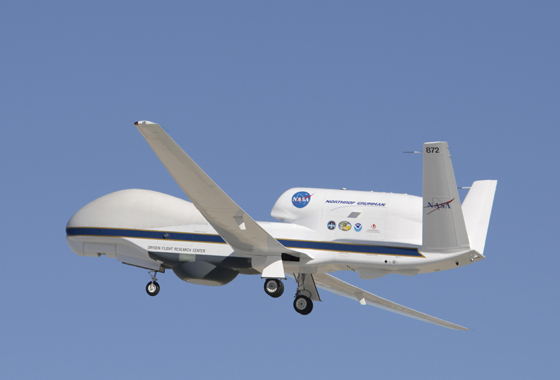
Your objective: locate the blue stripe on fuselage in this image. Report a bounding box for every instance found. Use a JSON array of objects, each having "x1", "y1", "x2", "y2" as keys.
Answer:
[
  {"x1": 66, "y1": 227, "x2": 225, "y2": 243},
  {"x1": 65, "y1": 227, "x2": 422, "y2": 257},
  {"x1": 276, "y1": 239, "x2": 422, "y2": 257}
]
